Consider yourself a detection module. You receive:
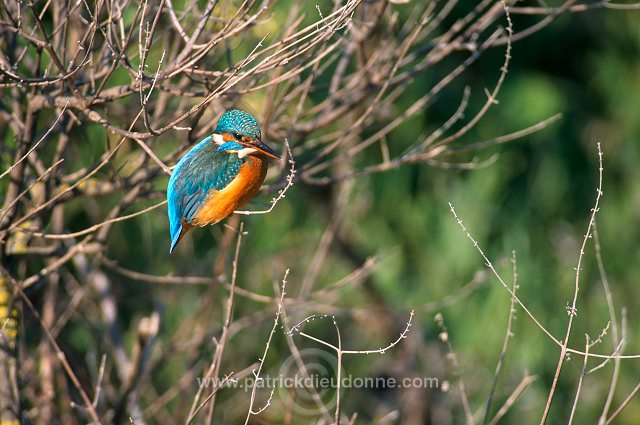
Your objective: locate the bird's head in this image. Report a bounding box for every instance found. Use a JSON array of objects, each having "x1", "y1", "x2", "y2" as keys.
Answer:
[{"x1": 213, "y1": 109, "x2": 279, "y2": 159}]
